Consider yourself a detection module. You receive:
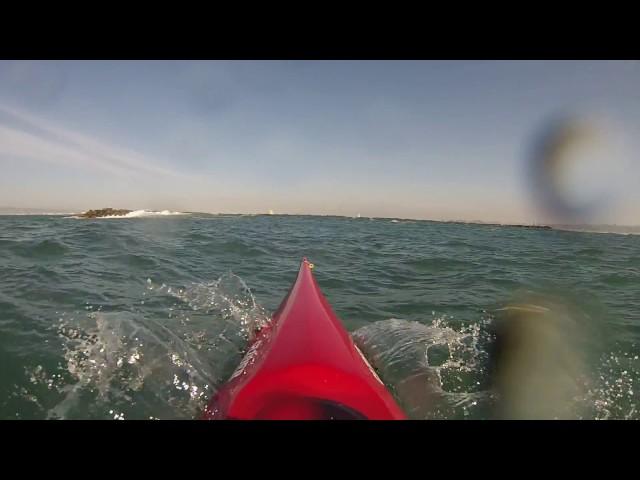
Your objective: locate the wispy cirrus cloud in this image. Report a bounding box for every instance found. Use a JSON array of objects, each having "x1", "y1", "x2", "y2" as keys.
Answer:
[{"x1": 0, "y1": 104, "x2": 192, "y2": 180}]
